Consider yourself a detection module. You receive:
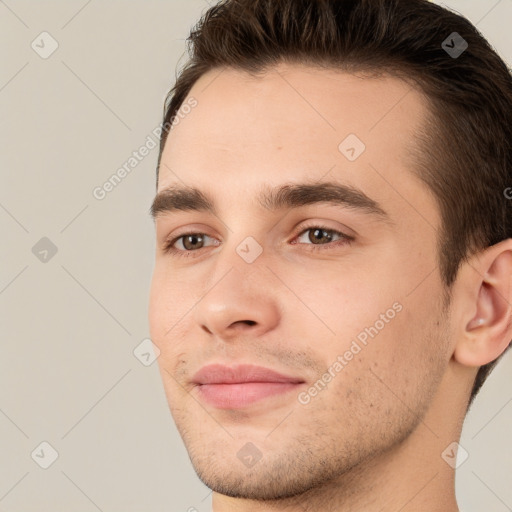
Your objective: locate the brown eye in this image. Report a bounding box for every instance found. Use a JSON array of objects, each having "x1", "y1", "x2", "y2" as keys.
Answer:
[
  {"x1": 292, "y1": 225, "x2": 354, "y2": 252},
  {"x1": 163, "y1": 232, "x2": 219, "y2": 255},
  {"x1": 296, "y1": 227, "x2": 341, "y2": 245},
  {"x1": 308, "y1": 228, "x2": 335, "y2": 244},
  {"x1": 181, "y1": 234, "x2": 205, "y2": 251}
]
